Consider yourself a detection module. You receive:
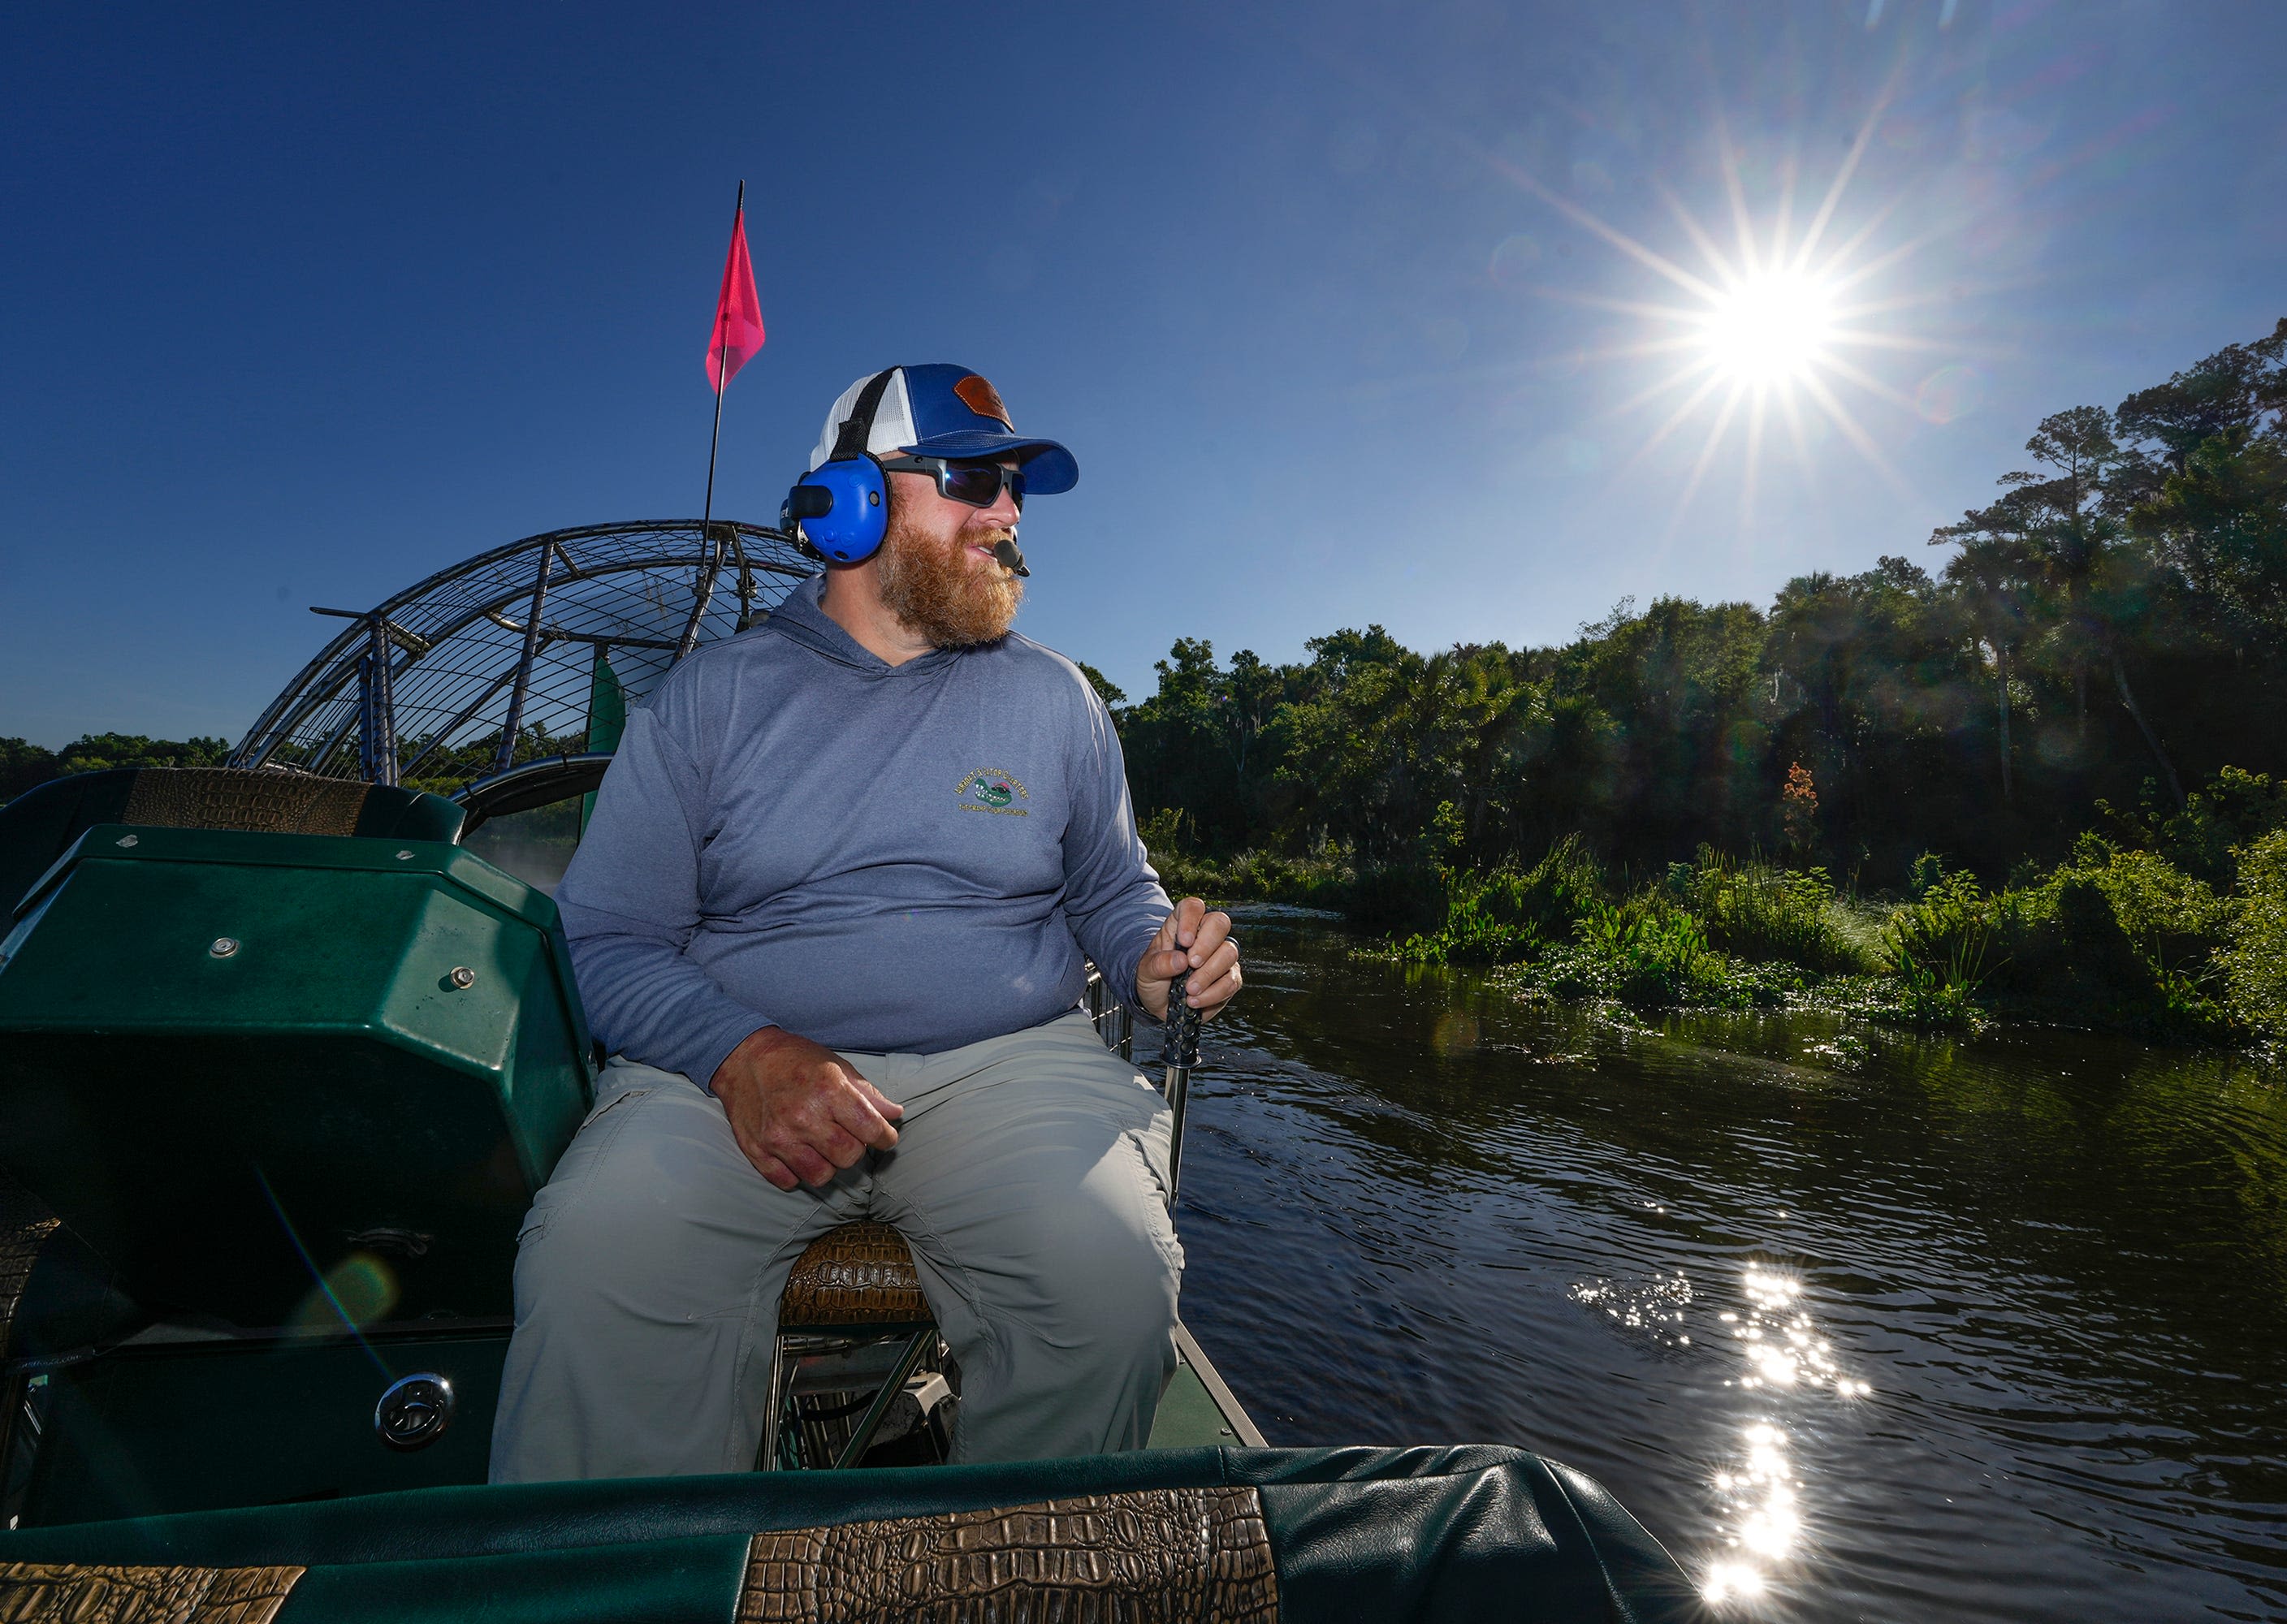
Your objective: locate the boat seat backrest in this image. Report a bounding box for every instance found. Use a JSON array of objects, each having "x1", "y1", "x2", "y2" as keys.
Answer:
[{"x1": 0, "y1": 768, "x2": 465, "y2": 916}]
